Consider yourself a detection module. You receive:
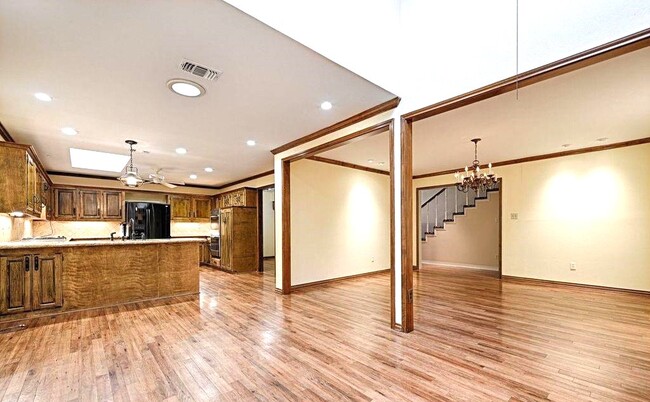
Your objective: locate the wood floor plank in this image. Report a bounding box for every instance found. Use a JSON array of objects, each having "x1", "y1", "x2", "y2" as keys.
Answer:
[{"x1": 1, "y1": 261, "x2": 649, "y2": 401}]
